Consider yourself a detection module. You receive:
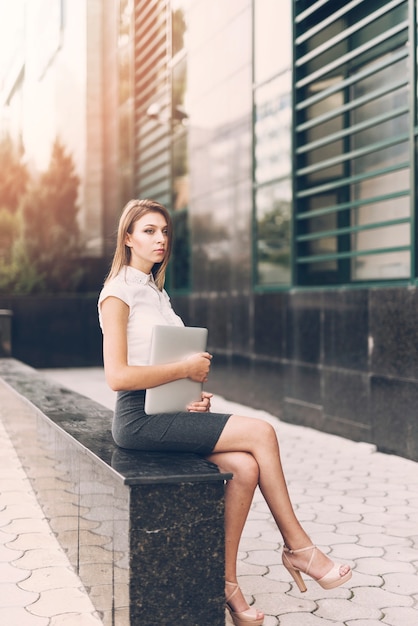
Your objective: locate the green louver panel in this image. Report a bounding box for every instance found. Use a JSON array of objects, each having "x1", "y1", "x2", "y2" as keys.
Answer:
[{"x1": 293, "y1": 0, "x2": 412, "y2": 285}]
